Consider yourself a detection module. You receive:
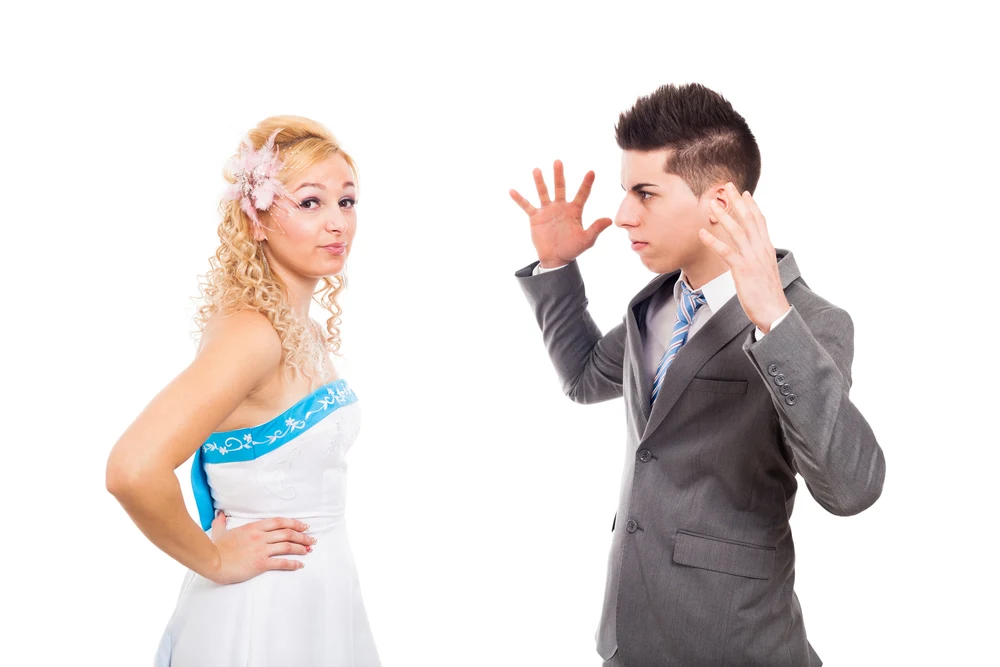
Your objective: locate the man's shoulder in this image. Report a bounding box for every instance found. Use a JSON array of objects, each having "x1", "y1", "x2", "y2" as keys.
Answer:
[{"x1": 785, "y1": 277, "x2": 853, "y2": 336}]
